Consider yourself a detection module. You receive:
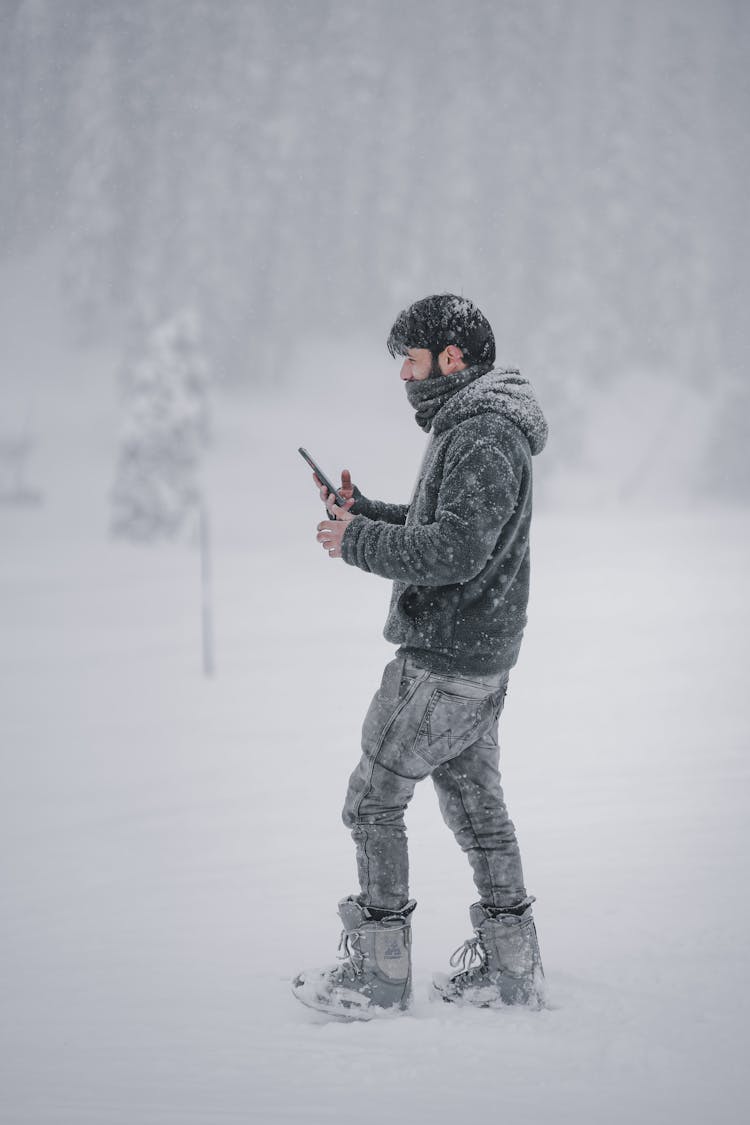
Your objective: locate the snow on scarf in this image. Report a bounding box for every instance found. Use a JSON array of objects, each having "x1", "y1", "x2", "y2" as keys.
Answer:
[{"x1": 405, "y1": 365, "x2": 548, "y2": 456}]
